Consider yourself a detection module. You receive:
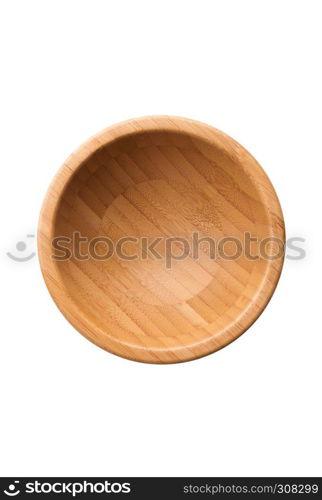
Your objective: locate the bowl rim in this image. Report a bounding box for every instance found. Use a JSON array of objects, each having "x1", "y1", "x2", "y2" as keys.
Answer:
[{"x1": 38, "y1": 115, "x2": 285, "y2": 363}]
